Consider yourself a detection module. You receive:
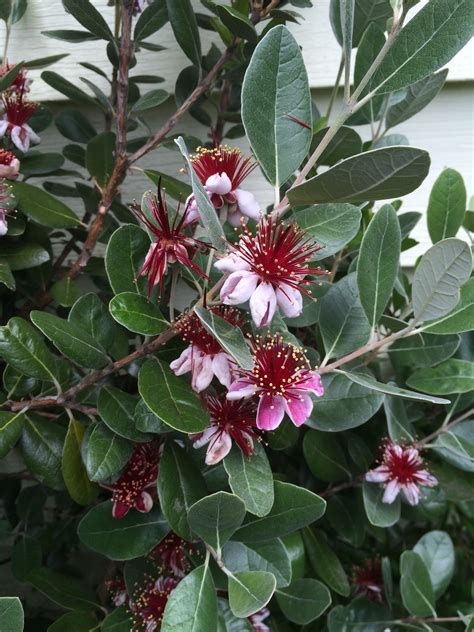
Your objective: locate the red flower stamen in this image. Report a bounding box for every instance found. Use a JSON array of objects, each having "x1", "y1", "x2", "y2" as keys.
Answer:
[
  {"x1": 190, "y1": 144, "x2": 257, "y2": 190},
  {"x1": 2, "y1": 89, "x2": 37, "y2": 127},
  {"x1": 174, "y1": 306, "x2": 245, "y2": 356},
  {"x1": 130, "y1": 576, "x2": 178, "y2": 632},
  {"x1": 149, "y1": 532, "x2": 194, "y2": 577},
  {"x1": 352, "y1": 559, "x2": 384, "y2": 603},
  {"x1": 207, "y1": 394, "x2": 258, "y2": 456}
]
